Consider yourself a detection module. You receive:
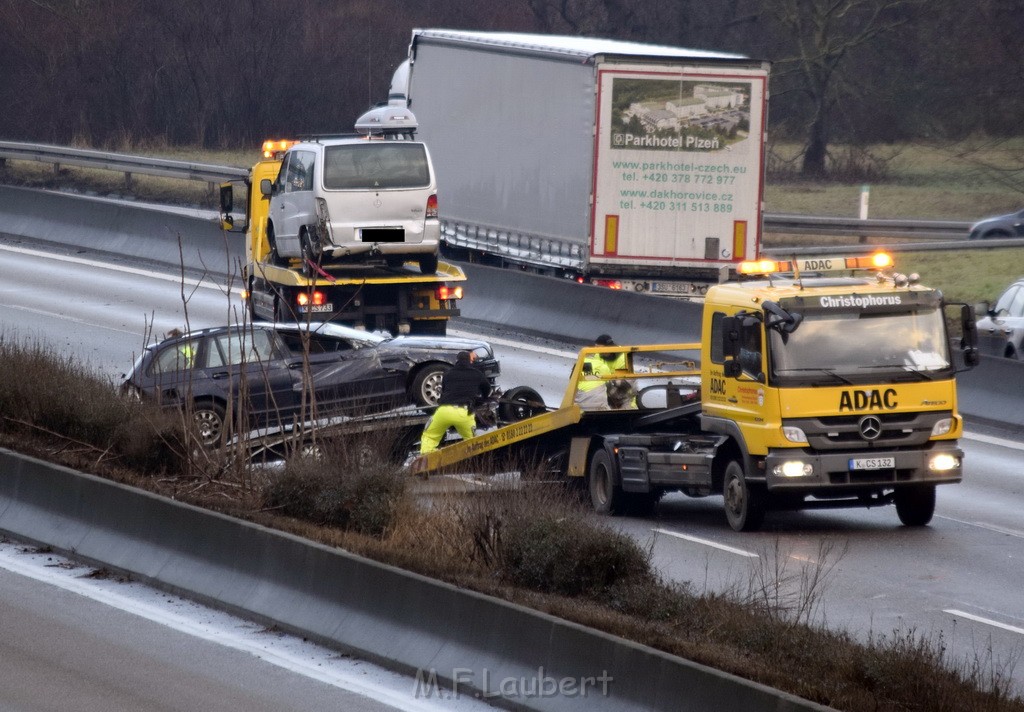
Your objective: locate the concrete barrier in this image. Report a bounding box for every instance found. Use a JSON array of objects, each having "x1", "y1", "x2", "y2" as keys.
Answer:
[{"x1": 0, "y1": 448, "x2": 832, "y2": 712}]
